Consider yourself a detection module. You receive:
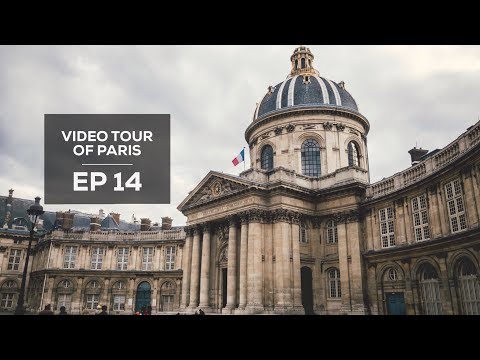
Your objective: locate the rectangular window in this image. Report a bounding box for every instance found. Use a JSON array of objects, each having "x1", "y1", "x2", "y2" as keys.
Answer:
[
  {"x1": 91, "y1": 247, "x2": 104, "y2": 270},
  {"x1": 7, "y1": 249, "x2": 21, "y2": 271},
  {"x1": 142, "y1": 247, "x2": 153, "y2": 271},
  {"x1": 165, "y1": 246, "x2": 176, "y2": 270},
  {"x1": 1, "y1": 293, "x2": 15, "y2": 308},
  {"x1": 63, "y1": 246, "x2": 77, "y2": 269},
  {"x1": 411, "y1": 194, "x2": 430, "y2": 241},
  {"x1": 300, "y1": 225, "x2": 308, "y2": 244},
  {"x1": 445, "y1": 179, "x2": 468, "y2": 233},
  {"x1": 117, "y1": 247, "x2": 129, "y2": 270},
  {"x1": 162, "y1": 295, "x2": 174, "y2": 311},
  {"x1": 113, "y1": 295, "x2": 126, "y2": 311},
  {"x1": 58, "y1": 294, "x2": 71, "y2": 312},
  {"x1": 86, "y1": 294, "x2": 99, "y2": 310},
  {"x1": 379, "y1": 206, "x2": 395, "y2": 248}
]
